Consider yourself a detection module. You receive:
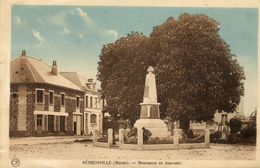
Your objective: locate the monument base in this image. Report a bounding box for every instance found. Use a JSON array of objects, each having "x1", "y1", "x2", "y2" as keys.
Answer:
[{"x1": 134, "y1": 119, "x2": 168, "y2": 137}]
